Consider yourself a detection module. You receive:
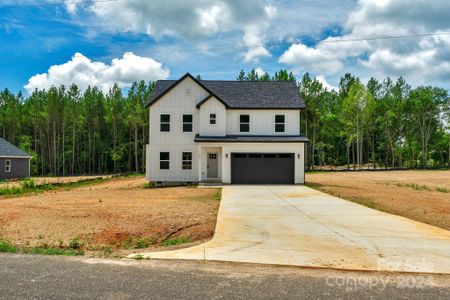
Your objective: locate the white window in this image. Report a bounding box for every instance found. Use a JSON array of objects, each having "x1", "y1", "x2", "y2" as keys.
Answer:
[
  {"x1": 182, "y1": 152, "x2": 192, "y2": 170},
  {"x1": 160, "y1": 152, "x2": 170, "y2": 170},
  {"x1": 210, "y1": 113, "x2": 216, "y2": 124},
  {"x1": 160, "y1": 114, "x2": 170, "y2": 132},
  {"x1": 5, "y1": 160, "x2": 11, "y2": 172},
  {"x1": 240, "y1": 115, "x2": 250, "y2": 132},
  {"x1": 275, "y1": 115, "x2": 285, "y2": 132},
  {"x1": 182, "y1": 114, "x2": 193, "y2": 132}
]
